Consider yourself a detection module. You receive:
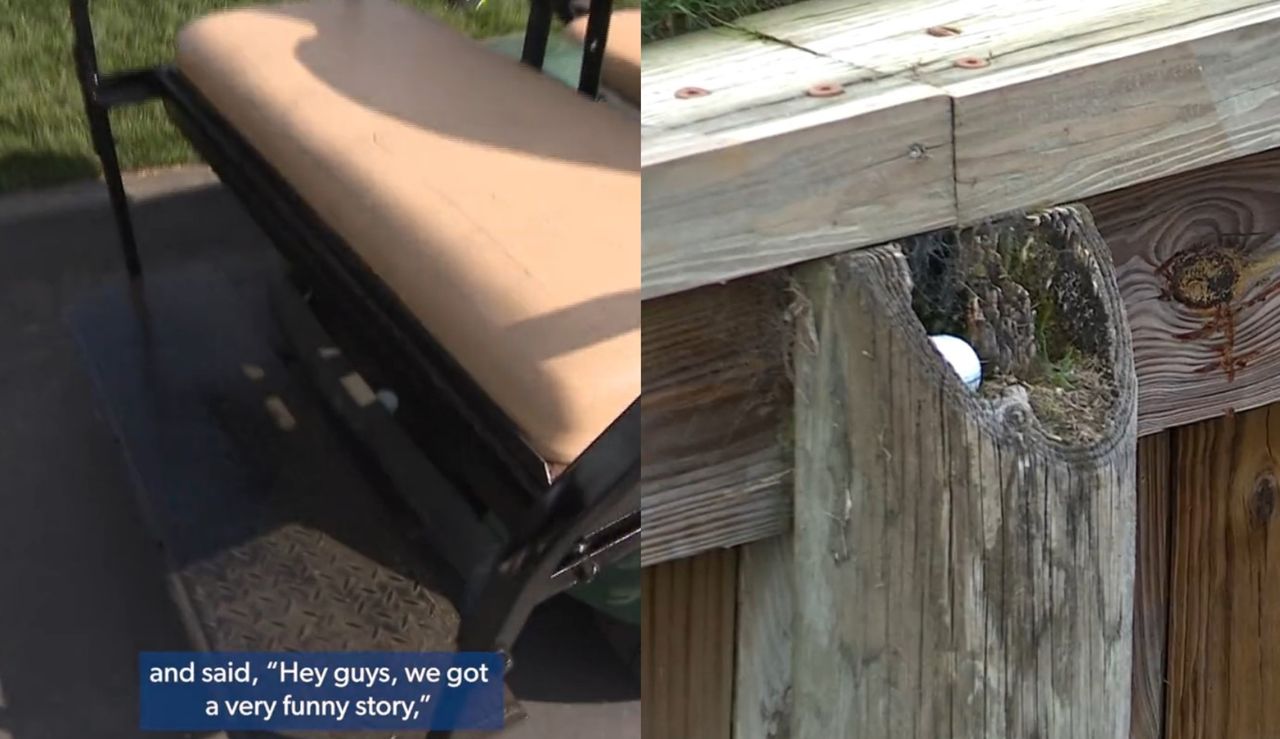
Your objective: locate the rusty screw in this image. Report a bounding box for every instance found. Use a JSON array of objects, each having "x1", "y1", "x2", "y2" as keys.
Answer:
[
  {"x1": 953, "y1": 56, "x2": 989, "y2": 69},
  {"x1": 806, "y1": 81, "x2": 845, "y2": 98},
  {"x1": 926, "y1": 25, "x2": 961, "y2": 37},
  {"x1": 675, "y1": 86, "x2": 710, "y2": 99}
]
